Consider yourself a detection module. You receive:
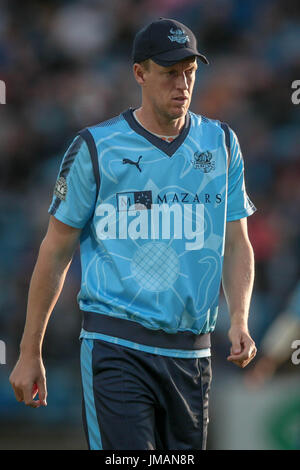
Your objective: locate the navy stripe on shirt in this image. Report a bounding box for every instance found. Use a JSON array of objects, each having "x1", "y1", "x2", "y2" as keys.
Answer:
[{"x1": 50, "y1": 135, "x2": 84, "y2": 216}]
